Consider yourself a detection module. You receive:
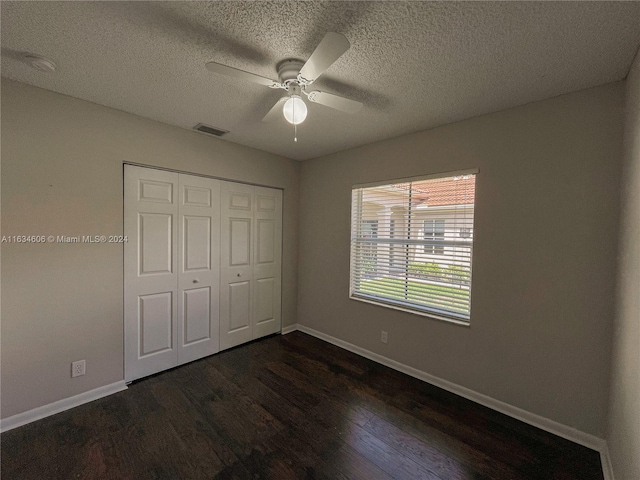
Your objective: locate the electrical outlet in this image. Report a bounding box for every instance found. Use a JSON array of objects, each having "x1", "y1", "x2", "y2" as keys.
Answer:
[
  {"x1": 71, "y1": 360, "x2": 86, "y2": 378},
  {"x1": 381, "y1": 331, "x2": 388, "y2": 344}
]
